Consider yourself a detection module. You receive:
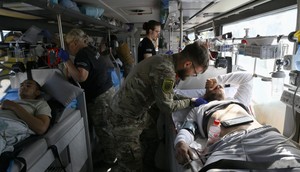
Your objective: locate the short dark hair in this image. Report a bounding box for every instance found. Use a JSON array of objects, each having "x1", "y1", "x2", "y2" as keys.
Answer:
[
  {"x1": 180, "y1": 41, "x2": 209, "y2": 73},
  {"x1": 143, "y1": 20, "x2": 161, "y2": 34},
  {"x1": 203, "y1": 90, "x2": 224, "y2": 102},
  {"x1": 25, "y1": 79, "x2": 41, "y2": 90},
  {"x1": 33, "y1": 80, "x2": 41, "y2": 90}
]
